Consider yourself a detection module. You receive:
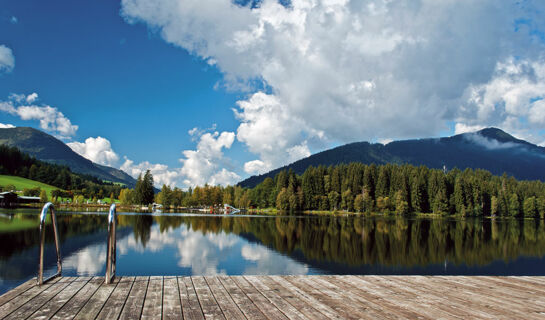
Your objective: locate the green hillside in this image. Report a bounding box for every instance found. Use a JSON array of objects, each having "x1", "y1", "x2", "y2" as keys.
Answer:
[{"x1": 0, "y1": 175, "x2": 59, "y2": 197}]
